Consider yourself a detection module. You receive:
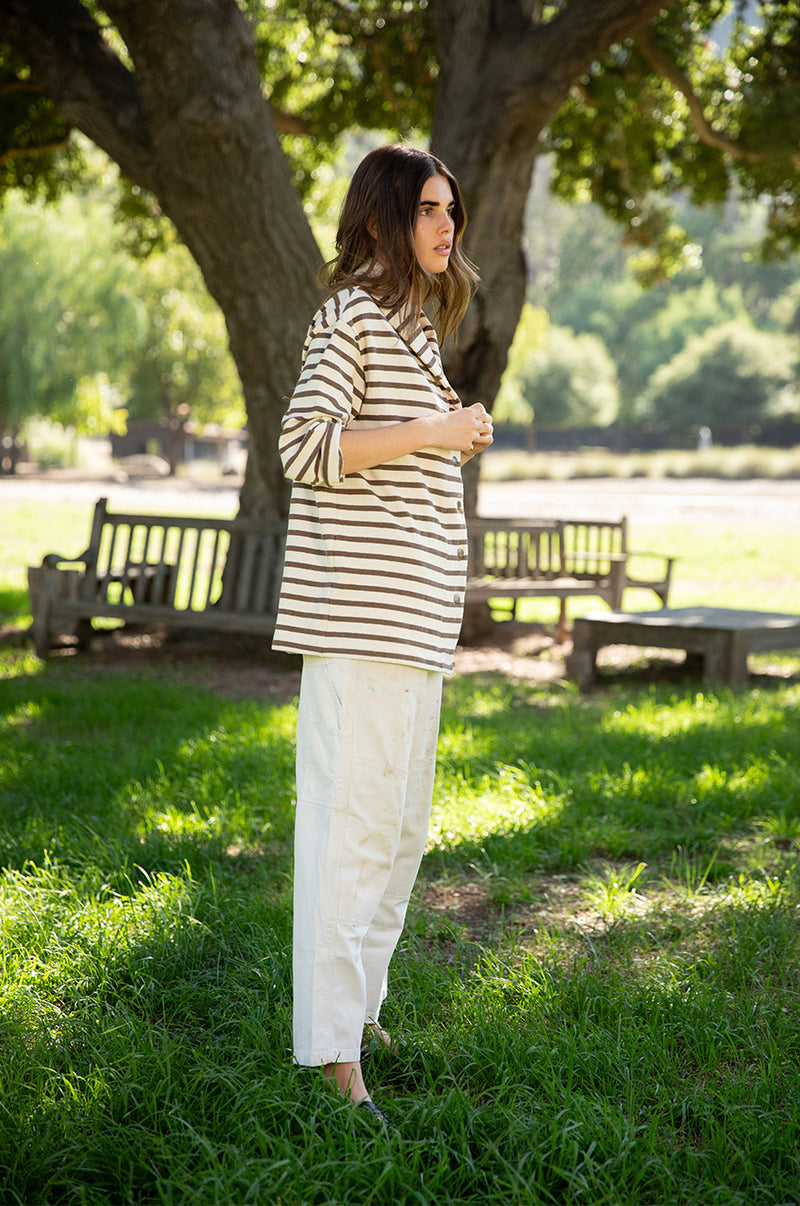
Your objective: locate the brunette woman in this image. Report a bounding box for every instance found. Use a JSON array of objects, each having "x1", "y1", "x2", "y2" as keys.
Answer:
[{"x1": 273, "y1": 144, "x2": 493, "y2": 1128}]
